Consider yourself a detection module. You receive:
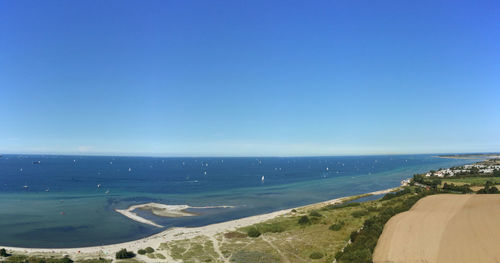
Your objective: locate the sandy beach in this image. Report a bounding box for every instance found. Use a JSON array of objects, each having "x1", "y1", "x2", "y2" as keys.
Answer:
[
  {"x1": 1, "y1": 187, "x2": 398, "y2": 262},
  {"x1": 373, "y1": 194, "x2": 500, "y2": 263}
]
